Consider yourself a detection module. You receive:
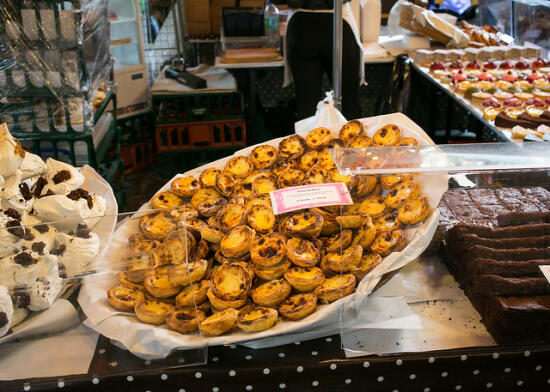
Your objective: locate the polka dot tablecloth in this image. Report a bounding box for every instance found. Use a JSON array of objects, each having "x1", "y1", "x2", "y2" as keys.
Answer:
[{"x1": 2, "y1": 334, "x2": 549, "y2": 391}]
